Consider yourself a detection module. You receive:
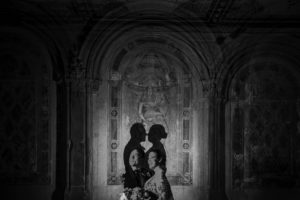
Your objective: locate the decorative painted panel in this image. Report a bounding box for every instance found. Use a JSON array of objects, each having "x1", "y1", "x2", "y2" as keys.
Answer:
[
  {"x1": 183, "y1": 120, "x2": 190, "y2": 140},
  {"x1": 111, "y1": 152, "x2": 117, "y2": 174},
  {"x1": 108, "y1": 77, "x2": 122, "y2": 185},
  {"x1": 0, "y1": 53, "x2": 51, "y2": 185},
  {"x1": 232, "y1": 106, "x2": 244, "y2": 189},
  {"x1": 183, "y1": 86, "x2": 191, "y2": 108},
  {"x1": 230, "y1": 64, "x2": 300, "y2": 190},
  {"x1": 111, "y1": 86, "x2": 119, "y2": 107},
  {"x1": 181, "y1": 77, "x2": 192, "y2": 185},
  {"x1": 110, "y1": 119, "x2": 118, "y2": 140}
]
